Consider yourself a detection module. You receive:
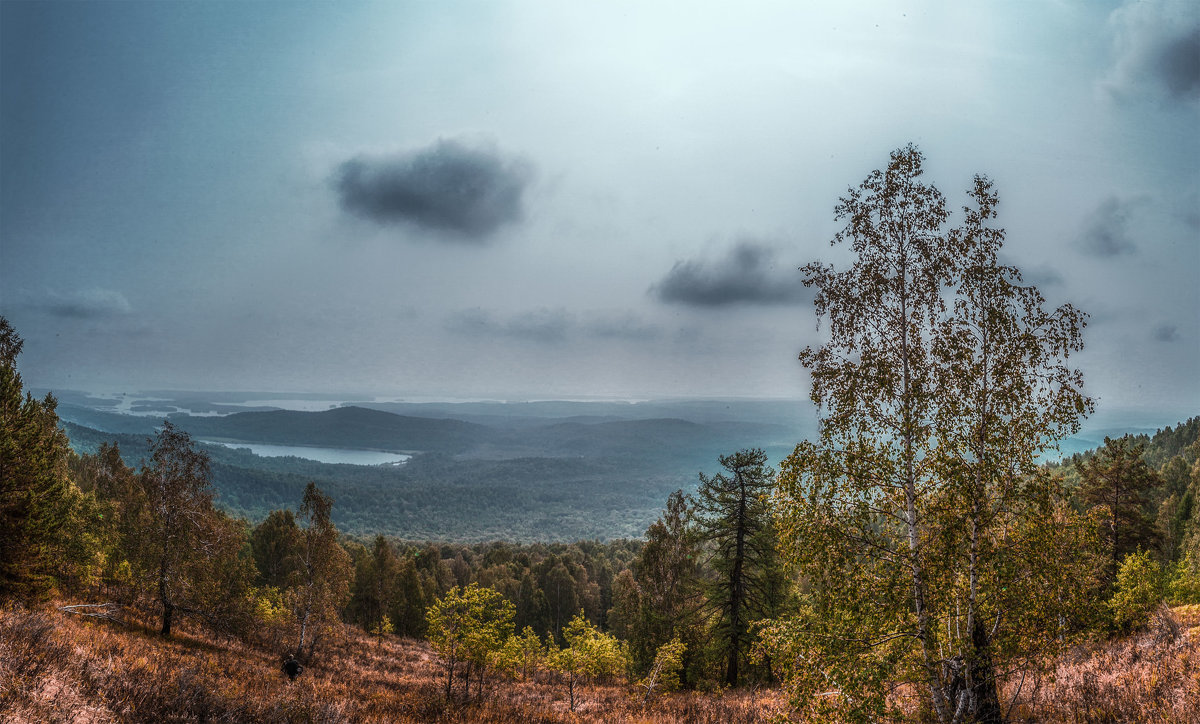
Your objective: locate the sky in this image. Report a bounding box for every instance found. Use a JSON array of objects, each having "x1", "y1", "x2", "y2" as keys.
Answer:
[{"x1": 1, "y1": 1, "x2": 1197, "y2": 425}]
